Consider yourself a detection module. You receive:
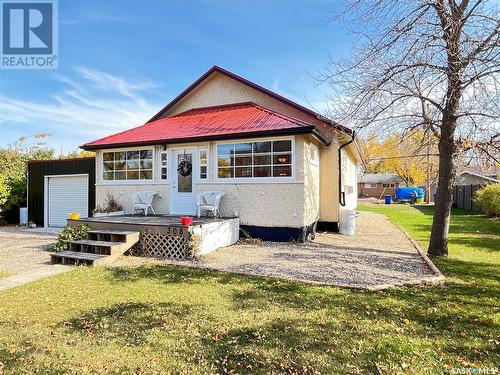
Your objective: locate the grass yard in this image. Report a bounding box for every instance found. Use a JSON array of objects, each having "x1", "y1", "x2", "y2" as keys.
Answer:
[{"x1": 0, "y1": 206, "x2": 498, "y2": 374}]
